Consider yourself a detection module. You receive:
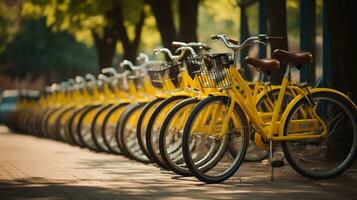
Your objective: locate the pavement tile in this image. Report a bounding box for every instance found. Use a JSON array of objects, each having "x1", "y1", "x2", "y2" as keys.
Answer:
[{"x1": 0, "y1": 126, "x2": 357, "y2": 200}]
